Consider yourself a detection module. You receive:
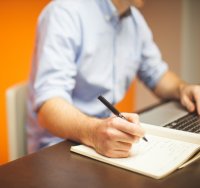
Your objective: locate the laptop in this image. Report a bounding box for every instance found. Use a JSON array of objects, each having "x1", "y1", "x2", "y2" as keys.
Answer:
[{"x1": 139, "y1": 101, "x2": 200, "y2": 134}]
